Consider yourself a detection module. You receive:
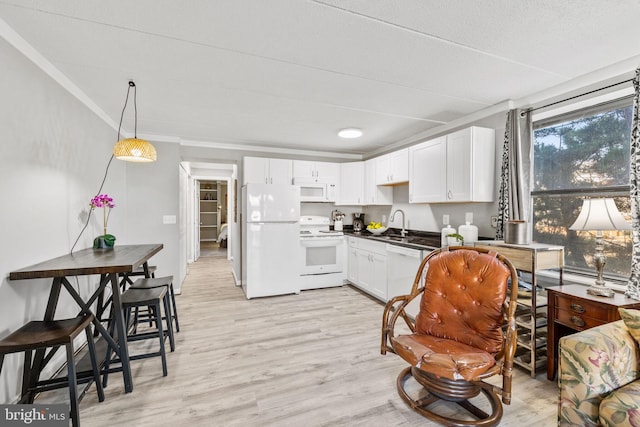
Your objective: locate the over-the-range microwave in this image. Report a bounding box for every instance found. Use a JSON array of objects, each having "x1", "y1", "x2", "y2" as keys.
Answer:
[{"x1": 293, "y1": 178, "x2": 337, "y2": 202}]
